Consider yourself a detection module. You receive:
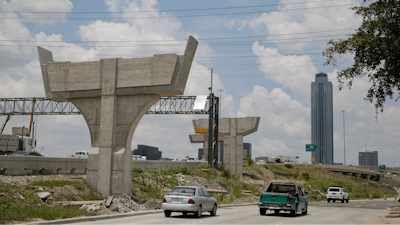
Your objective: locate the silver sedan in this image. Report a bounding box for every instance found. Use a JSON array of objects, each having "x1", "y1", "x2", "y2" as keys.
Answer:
[{"x1": 161, "y1": 186, "x2": 218, "y2": 218}]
